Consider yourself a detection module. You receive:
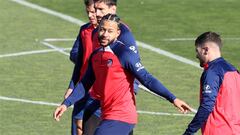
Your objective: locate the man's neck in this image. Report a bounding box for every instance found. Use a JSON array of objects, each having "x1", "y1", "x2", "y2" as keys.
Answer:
[{"x1": 209, "y1": 55, "x2": 221, "y2": 63}]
